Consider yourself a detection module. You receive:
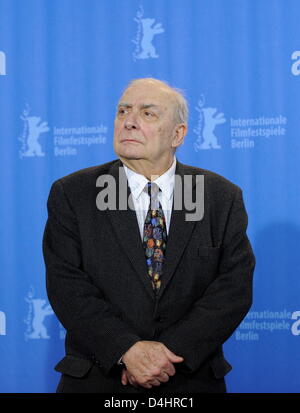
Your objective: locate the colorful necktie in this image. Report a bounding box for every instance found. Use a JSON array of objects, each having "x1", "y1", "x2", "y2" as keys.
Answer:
[{"x1": 143, "y1": 182, "x2": 168, "y2": 291}]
